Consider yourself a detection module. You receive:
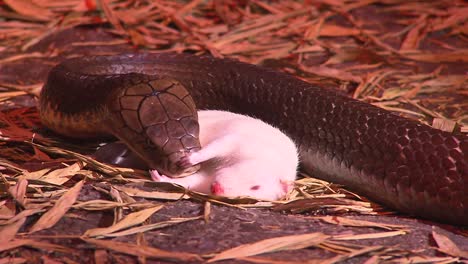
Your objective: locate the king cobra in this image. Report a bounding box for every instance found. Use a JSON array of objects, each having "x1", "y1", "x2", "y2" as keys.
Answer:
[{"x1": 39, "y1": 53, "x2": 467, "y2": 225}]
